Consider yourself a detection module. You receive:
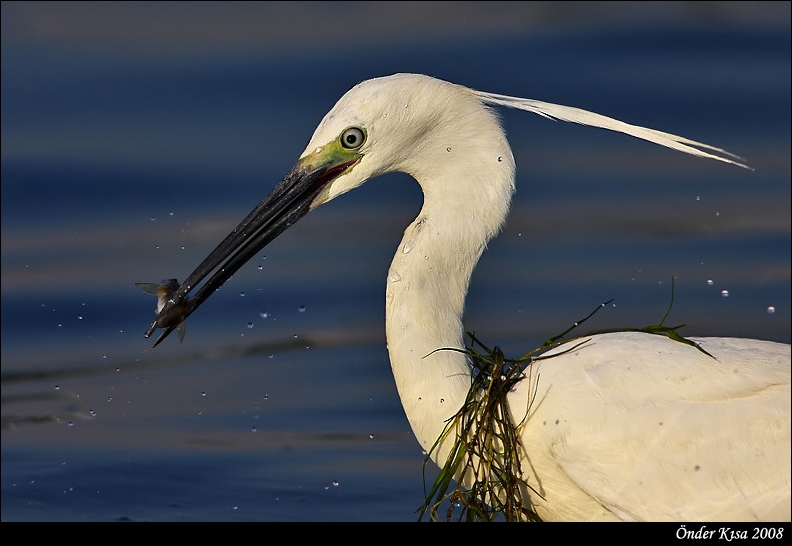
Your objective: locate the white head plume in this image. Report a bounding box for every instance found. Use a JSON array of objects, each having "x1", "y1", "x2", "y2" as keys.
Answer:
[{"x1": 474, "y1": 90, "x2": 751, "y2": 170}]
